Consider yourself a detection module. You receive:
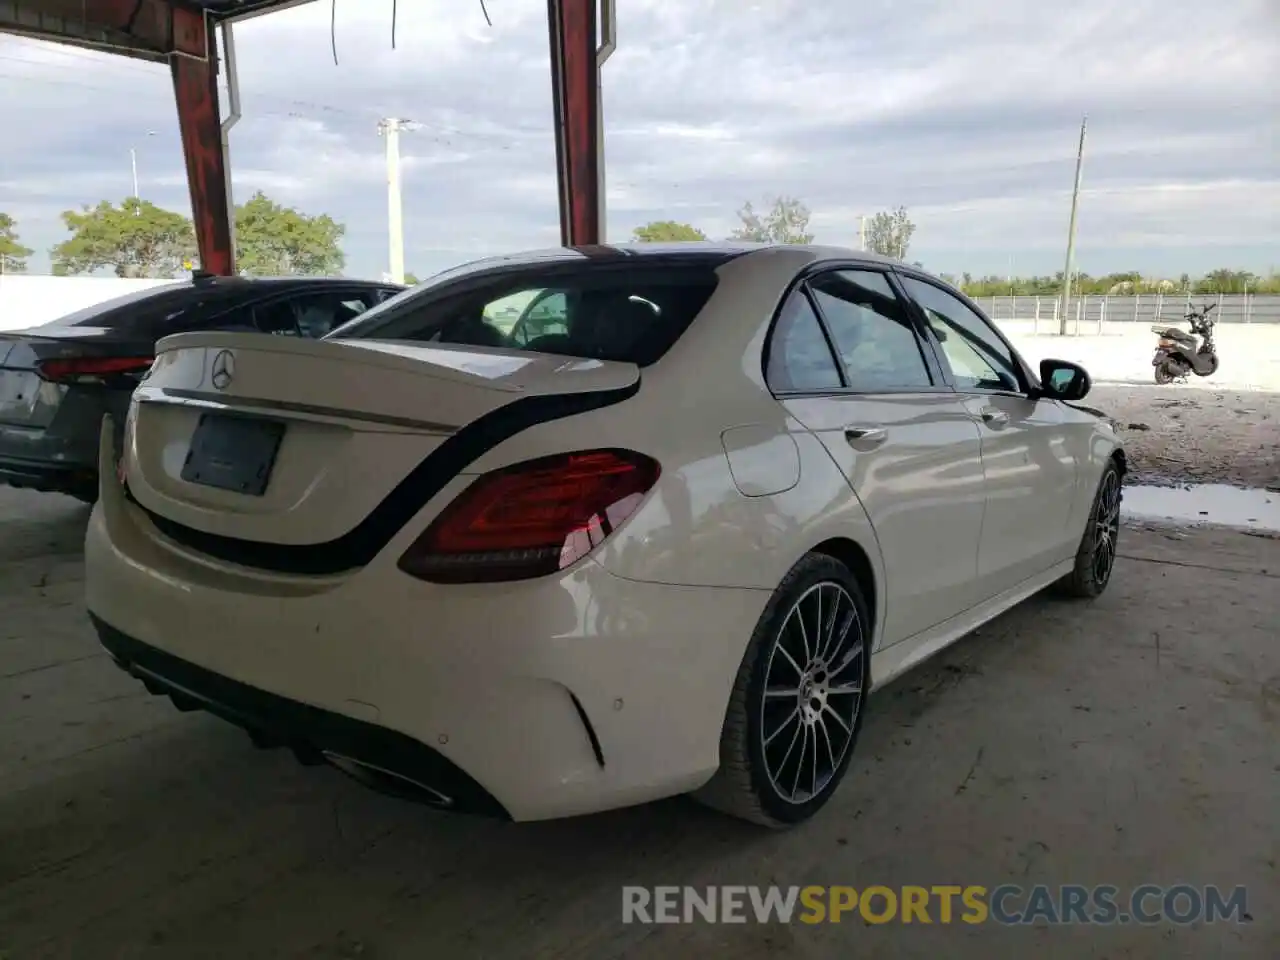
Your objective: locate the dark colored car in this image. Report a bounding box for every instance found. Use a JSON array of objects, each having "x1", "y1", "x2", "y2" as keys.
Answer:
[{"x1": 0, "y1": 274, "x2": 403, "y2": 502}]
